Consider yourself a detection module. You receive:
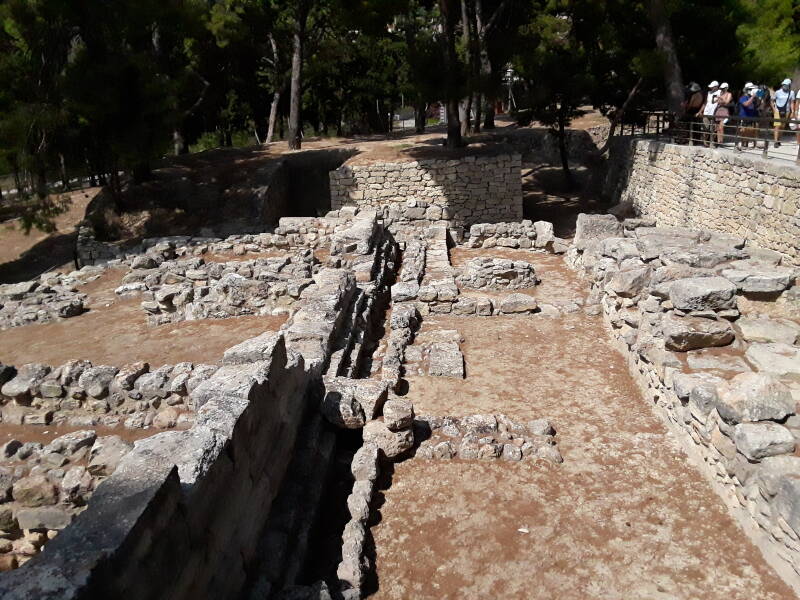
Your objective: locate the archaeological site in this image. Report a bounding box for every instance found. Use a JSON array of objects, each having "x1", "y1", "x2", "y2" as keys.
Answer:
[
  {"x1": 0, "y1": 124, "x2": 798, "y2": 600},
  {"x1": 2, "y1": 3, "x2": 800, "y2": 597}
]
